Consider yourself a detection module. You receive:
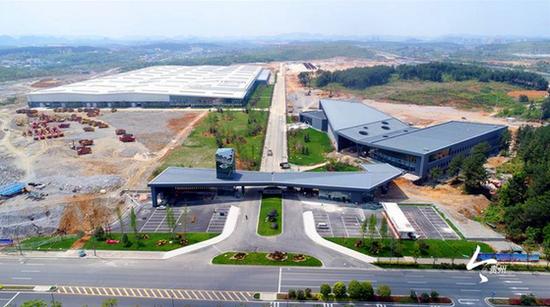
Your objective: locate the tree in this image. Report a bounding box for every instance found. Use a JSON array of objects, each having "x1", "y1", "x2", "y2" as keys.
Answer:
[
  {"x1": 369, "y1": 240, "x2": 383, "y2": 255},
  {"x1": 541, "y1": 96, "x2": 550, "y2": 120},
  {"x1": 93, "y1": 226, "x2": 106, "y2": 241},
  {"x1": 431, "y1": 290, "x2": 439, "y2": 300},
  {"x1": 165, "y1": 207, "x2": 177, "y2": 239},
  {"x1": 380, "y1": 218, "x2": 388, "y2": 239},
  {"x1": 368, "y1": 214, "x2": 377, "y2": 241},
  {"x1": 519, "y1": 95, "x2": 529, "y2": 103},
  {"x1": 542, "y1": 240, "x2": 550, "y2": 268},
  {"x1": 130, "y1": 207, "x2": 138, "y2": 238},
  {"x1": 499, "y1": 129, "x2": 512, "y2": 153},
  {"x1": 411, "y1": 243, "x2": 421, "y2": 264},
  {"x1": 448, "y1": 154, "x2": 464, "y2": 179},
  {"x1": 418, "y1": 241, "x2": 430, "y2": 255},
  {"x1": 462, "y1": 153, "x2": 488, "y2": 193},
  {"x1": 429, "y1": 167, "x2": 443, "y2": 186},
  {"x1": 347, "y1": 280, "x2": 362, "y2": 299},
  {"x1": 320, "y1": 284, "x2": 332, "y2": 300},
  {"x1": 332, "y1": 281, "x2": 347, "y2": 298},
  {"x1": 360, "y1": 281, "x2": 374, "y2": 300},
  {"x1": 304, "y1": 288, "x2": 312, "y2": 299},
  {"x1": 121, "y1": 233, "x2": 131, "y2": 248},
  {"x1": 520, "y1": 293, "x2": 537, "y2": 306},
  {"x1": 360, "y1": 217, "x2": 368, "y2": 243},
  {"x1": 116, "y1": 207, "x2": 124, "y2": 235},
  {"x1": 376, "y1": 284, "x2": 392, "y2": 298},
  {"x1": 296, "y1": 289, "x2": 306, "y2": 300}
]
